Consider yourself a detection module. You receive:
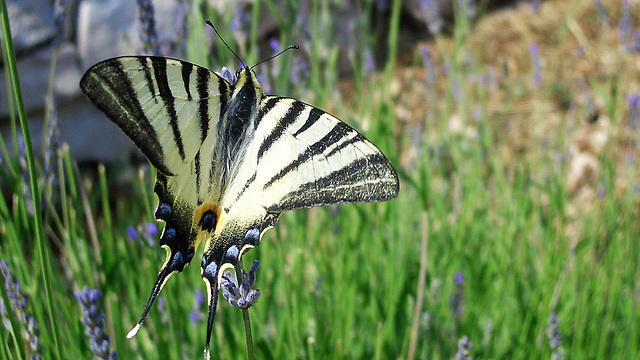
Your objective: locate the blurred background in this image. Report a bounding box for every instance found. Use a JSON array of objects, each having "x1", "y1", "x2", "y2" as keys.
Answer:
[{"x1": 1, "y1": 0, "x2": 639, "y2": 359}]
